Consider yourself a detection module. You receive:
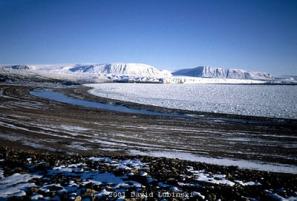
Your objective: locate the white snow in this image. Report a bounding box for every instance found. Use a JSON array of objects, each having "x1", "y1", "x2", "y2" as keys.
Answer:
[
  {"x1": 96, "y1": 189, "x2": 112, "y2": 197},
  {"x1": 1, "y1": 63, "x2": 280, "y2": 84},
  {"x1": 266, "y1": 190, "x2": 297, "y2": 201},
  {"x1": 88, "y1": 157, "x2": 147, "y2": 171},
  {"x1": 0, "y1": 169, "x2": 3, "y2": 179},
  {"x1": 165, "y1": 76, "x2": 266, "y2": 84},
  {"x1": 67, "y1": 63, "x2": 170, "y2": 77},
  {"x1": 86, "y1": 83, "x2": 297, "y2": 119},
  {"x1": 60, "y1": 125, "x2": 89, "y2": 132},
  {"x1": 0, "y1": 63, "x2": 171, "y2": 83},
  {"x1": 49, "y1": 162, "x2": 124, "y2": 185},
  {"x1": 45, "y1": 157, "x2": 149, "y2": 195},
  {"x1": 0, "y1": 173, "x2": 41, "y2": 198},
  {"x1": 188, "y1": 169, "x2": 235, "y2": 186},
  {"x1": 31, "y1": 194, "x2": 44, "y2": 200},
  {"x1": 51, "y1": 163, "x2": 86, "y2": 174},
  {"x1": 3, "y1": 63, "x2": 297, "y2": 84},
  {"x1": 39, "y1": 184, "x2": 65, "y2": 193},
  {"x1": 130, "y1": 150, "x2": 297, "y2": 174},
  {"x1": 234, "y1": 180, "x2": 261, "y2": 186},
  {"x1": 173, "y1": 66, "x2": 272, "y2": 80},
  {"x1": 191, "y1": 192, "x2": 205, "y2": 199}
]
